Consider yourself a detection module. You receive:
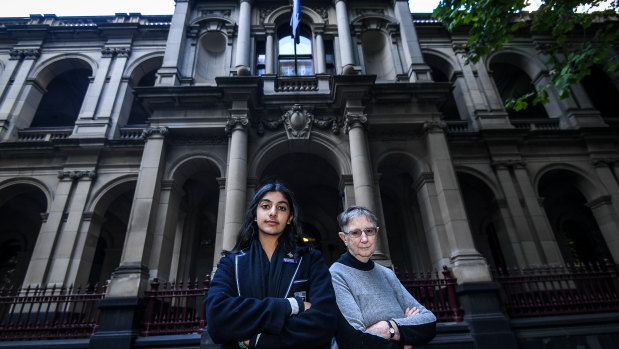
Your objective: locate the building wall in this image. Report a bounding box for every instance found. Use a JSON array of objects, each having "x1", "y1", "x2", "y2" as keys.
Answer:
[{"x1": 0, "y1": 0, "x2": 617, "y2": 302}]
